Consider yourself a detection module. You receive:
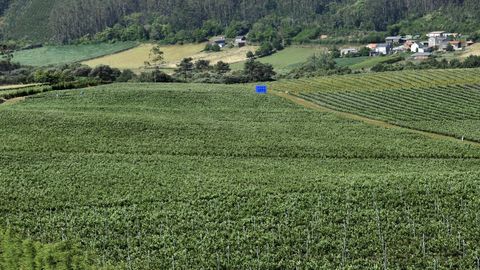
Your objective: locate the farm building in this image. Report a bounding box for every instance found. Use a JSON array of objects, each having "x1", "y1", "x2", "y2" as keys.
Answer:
[
  {"x1": 411, "y1": 42, "x2": 431, "y2": 53},
  {"x1": 235, "y1": 36, "x2": 247, "y2": 47},
  {"x1": 385, "y1": 36, "x2": 405, "y2": 44},
  {"x1": 340, "y1": 48, "x2": 358, "y2": 56},
  {"x1": 370, "y1": 43, "x2": 391, "y2": 56},
  {"x1": 411, "y1": 52, "x2": 432, "y2": 60},
  {"x1": 438, "y1": 40, "x2": 463, "y2": 51},
  {"x1": 427, "y1": 31, "x2": 446, "y2": 38},
  {"x1": 213, "y1": 37, "x2": 226, "y2": 48},
  {"x1": 427, "y1": 31, "x2": 449, "y2": 48},
  {"x1": 449, "y1": 40, "x2": 462, "y2": 50}
]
